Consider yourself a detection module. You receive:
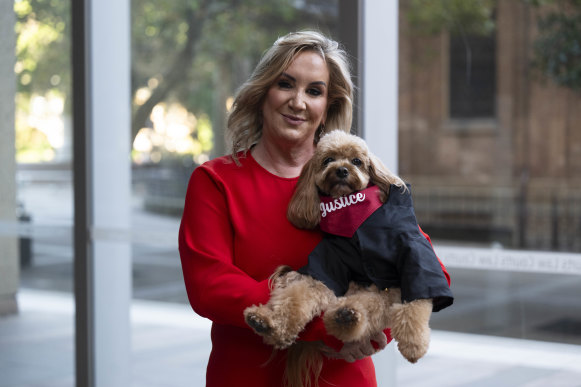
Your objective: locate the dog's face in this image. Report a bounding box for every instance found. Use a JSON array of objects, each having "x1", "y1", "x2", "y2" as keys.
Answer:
[
  {"x1": 312, "y1": 131, "x2": 372, "y2": 198},
  {"x1": 288, "y1": 129, "x2": 402, "y2": 229}
]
